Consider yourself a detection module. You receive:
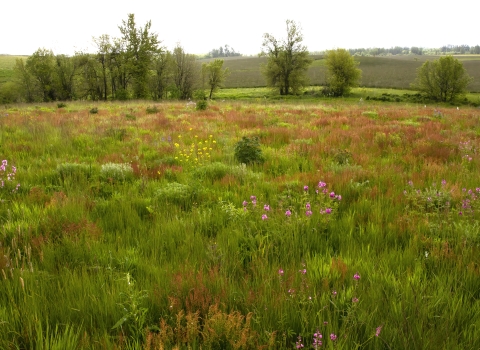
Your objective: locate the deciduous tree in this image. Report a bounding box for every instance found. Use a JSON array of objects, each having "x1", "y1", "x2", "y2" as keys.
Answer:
[
  {"x1": 411, "y1": 55, "x2": 472, "y2": 102},
  {"x1": 202, "y1": 59, "x2": 229, "y2": 99},
  {"x1": 261, "y1": 20, "x2": 312, "y2": 95},
  {"x1": 324, "y1": 49, "x2": 362, "y2": 96}
]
